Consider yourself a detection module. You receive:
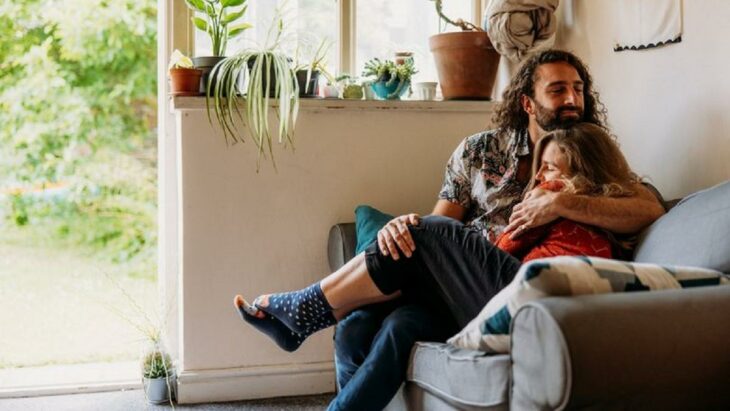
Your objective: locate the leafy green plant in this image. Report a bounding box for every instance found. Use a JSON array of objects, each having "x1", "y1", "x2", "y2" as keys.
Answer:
[
  {"x1": 362, "y1": 58, "x2": 418, "y2": 99},
  {"x1": 184, "y1": 0, "x2": 252, "y2": 57},
  {"x1": 206, "y1": 7, "x2": 299, "y2": 169},
  {"x1": 429, "y1": 0, "x2": 482, "y2": 31}
]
